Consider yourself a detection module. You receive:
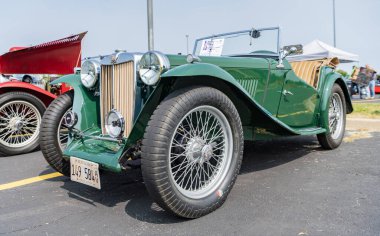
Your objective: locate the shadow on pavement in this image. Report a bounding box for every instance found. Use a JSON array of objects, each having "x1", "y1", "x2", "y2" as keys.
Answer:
[
  {"x1": 44, "y1": 135, "x2": 321, "y2": 224},
  {"x1": 241, "y1": 135, "x2": 322, "y2": 174}
]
